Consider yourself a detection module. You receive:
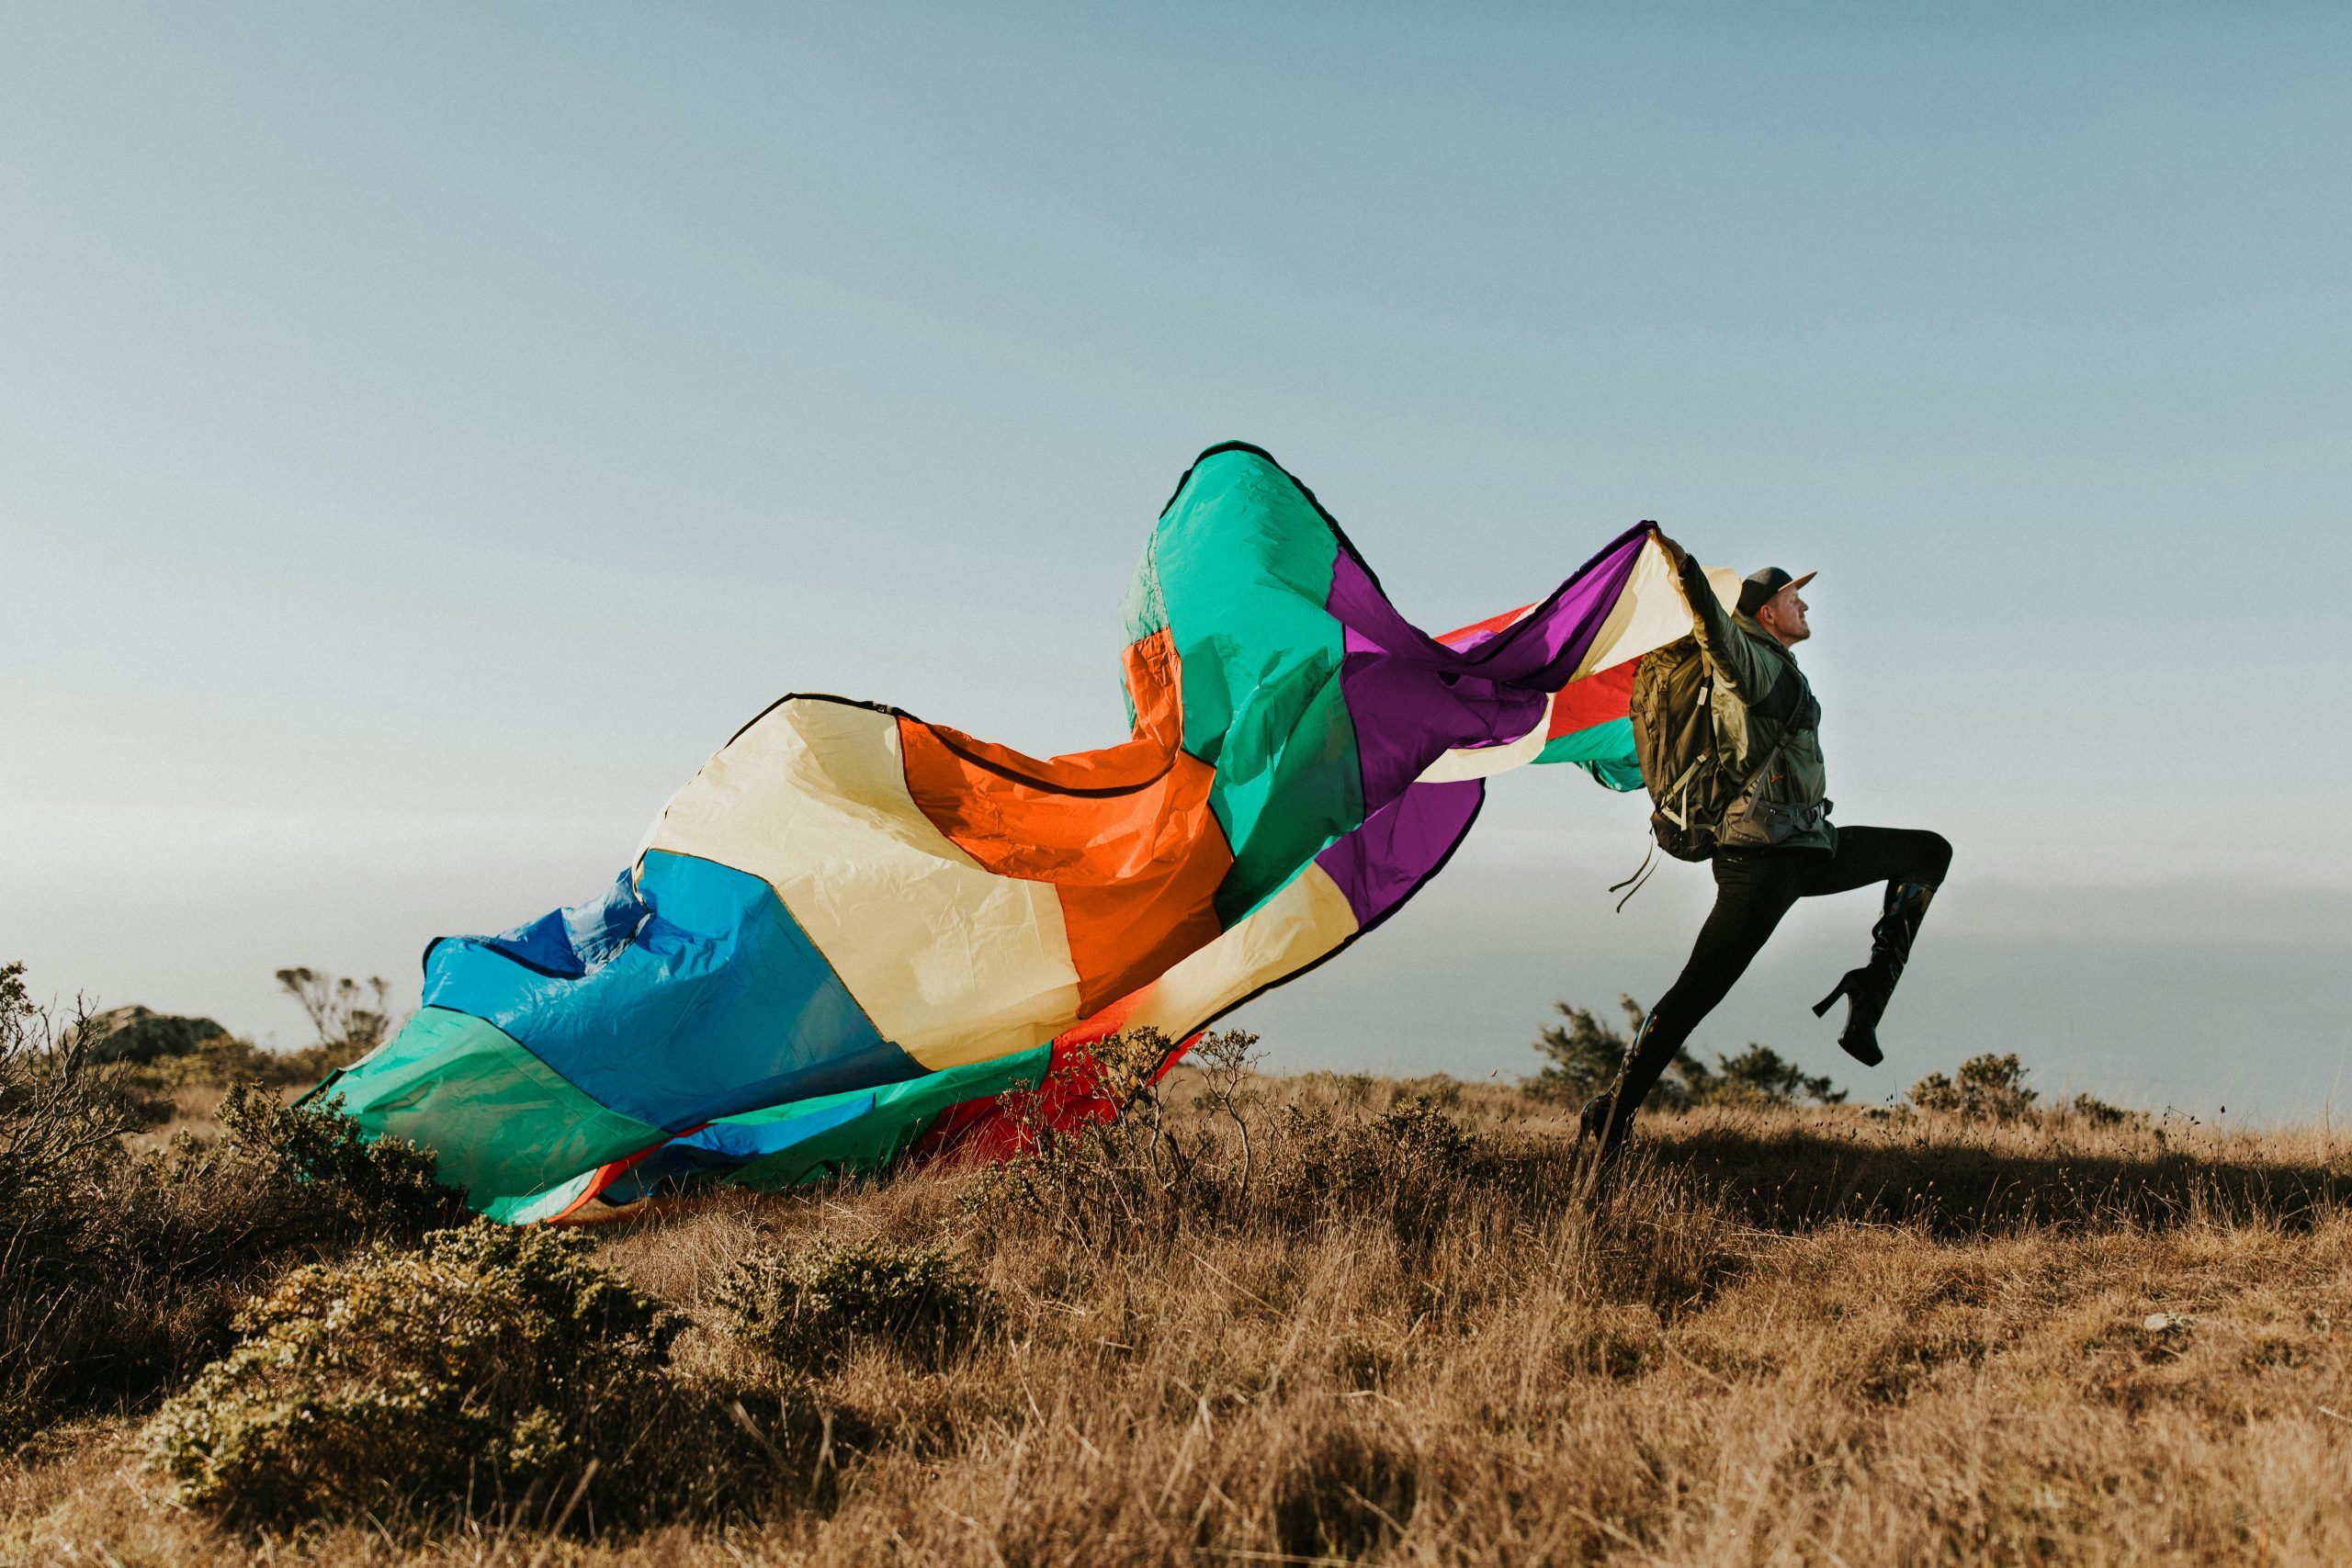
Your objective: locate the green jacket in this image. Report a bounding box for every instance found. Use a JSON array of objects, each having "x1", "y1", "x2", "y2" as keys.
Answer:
[{"x1": 1675, "y1": 554, "x2": 1835, "y2": 852}]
